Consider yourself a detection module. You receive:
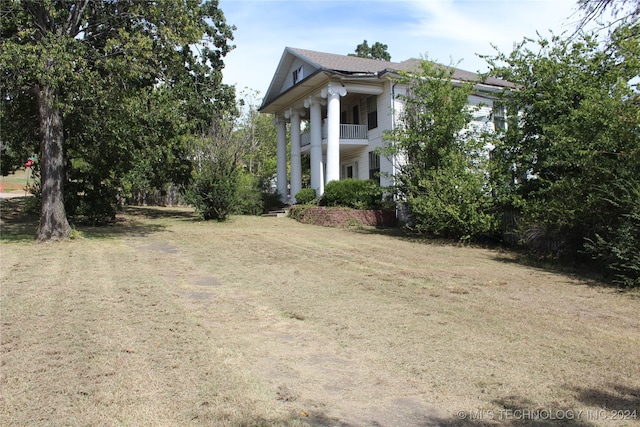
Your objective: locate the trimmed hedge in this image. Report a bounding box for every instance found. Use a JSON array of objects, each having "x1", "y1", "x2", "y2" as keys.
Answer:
[
  {"x1": 295, "y1": 188, "x2": 317, "y2": 205},
  {"x1": 321, "y1": 179, "x2": 385, "y2": 210}
]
